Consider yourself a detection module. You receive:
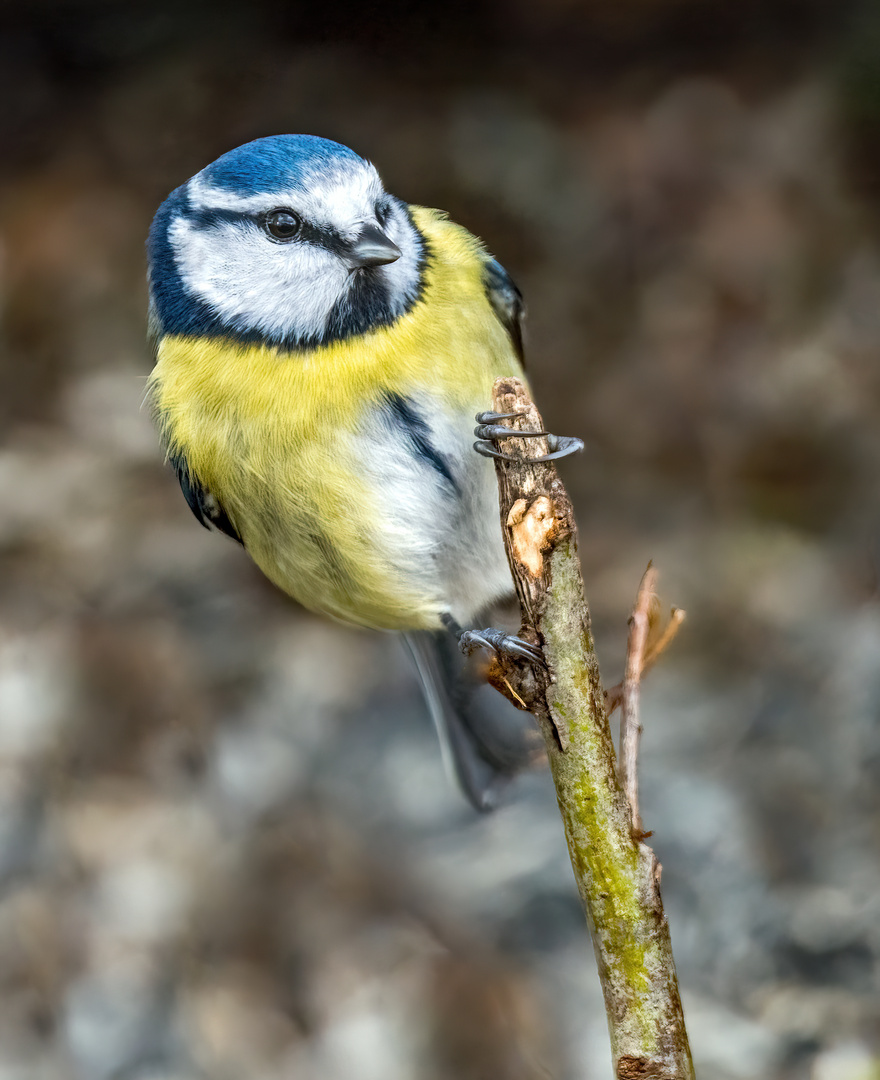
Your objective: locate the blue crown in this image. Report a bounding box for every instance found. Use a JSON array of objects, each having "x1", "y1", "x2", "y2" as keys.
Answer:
[{"x1": 197, "y1": 134, "x2": 363, "y2": 196}]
